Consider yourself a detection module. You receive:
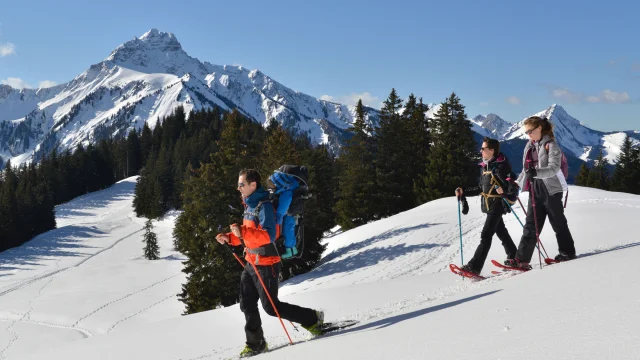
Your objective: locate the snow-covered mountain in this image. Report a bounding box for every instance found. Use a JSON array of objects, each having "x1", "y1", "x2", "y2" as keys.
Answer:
[
  {"x1": 471, "y1": 113, "x2": 512, "y2": 139},
  {"x1": 0, "y1": 29, "x2": 379, "y2": 166},
  {"x1": 1, "y1": 28, "x2": 637, "y2": 170}
]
